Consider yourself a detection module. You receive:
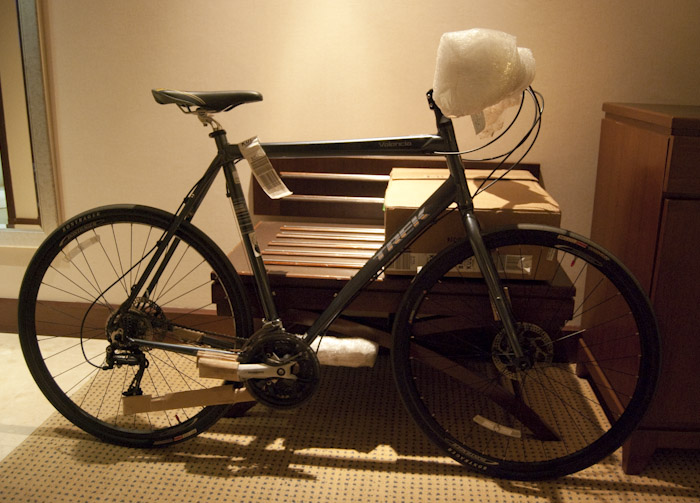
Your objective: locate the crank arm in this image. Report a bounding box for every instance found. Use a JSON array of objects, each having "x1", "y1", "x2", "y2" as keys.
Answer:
[
  {"x1": 197, "y1": 352, "x2": 299, "y2": 382},
  {"x1": 238, "y1": 362, "x2": 297, "y2": 380}
]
